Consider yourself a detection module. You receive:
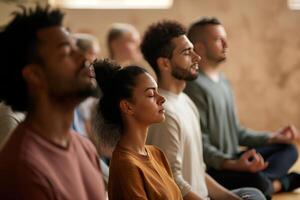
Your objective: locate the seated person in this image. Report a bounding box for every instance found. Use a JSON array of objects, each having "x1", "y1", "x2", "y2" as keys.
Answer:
[
  {"x1": 141, "y1": 20, "x2": 266, "y2": 200},
  {"x1": 184, "y1": 17, "x2": 300, "y2": 198},
  {"x1": 94, "y1": 59, "x2": 182, "y2": 200}
]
